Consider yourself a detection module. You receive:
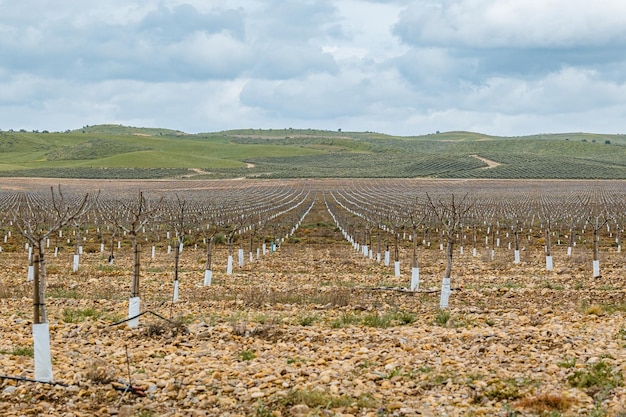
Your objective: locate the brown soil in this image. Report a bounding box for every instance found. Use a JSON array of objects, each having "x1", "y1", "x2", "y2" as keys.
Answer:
[{"x1": 0, "y1": 185, "x2": 625, "y2": 417}]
